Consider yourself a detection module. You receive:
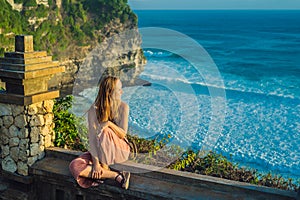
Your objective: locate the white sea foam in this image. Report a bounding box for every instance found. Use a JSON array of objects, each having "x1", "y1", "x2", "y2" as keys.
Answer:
[{"x1": 141, "y1": 59, "x2": 299, "y2": 100}]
